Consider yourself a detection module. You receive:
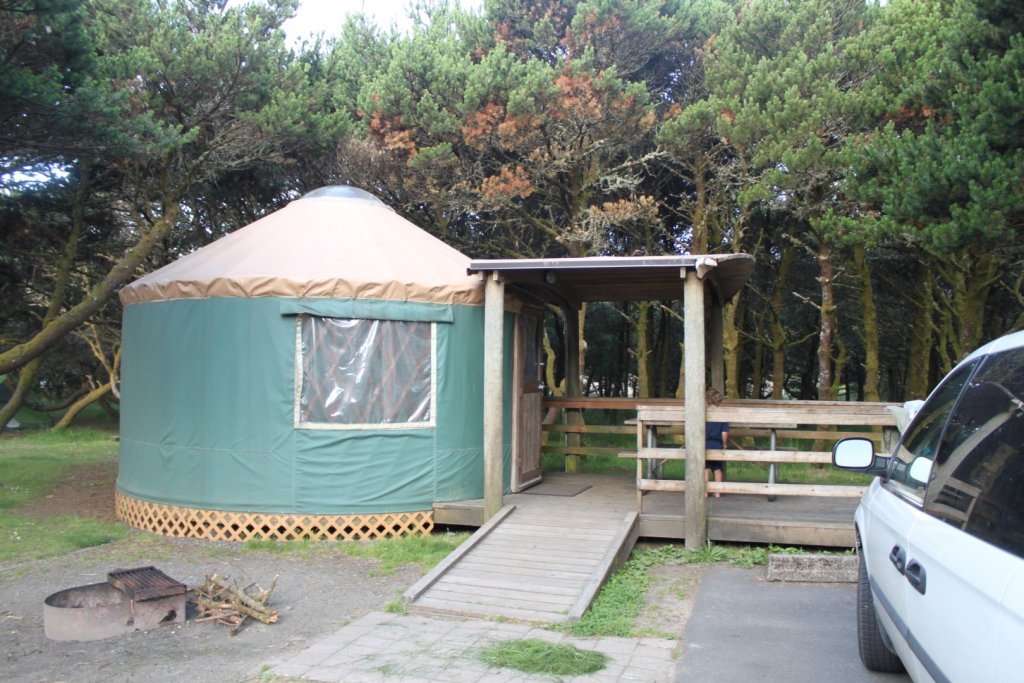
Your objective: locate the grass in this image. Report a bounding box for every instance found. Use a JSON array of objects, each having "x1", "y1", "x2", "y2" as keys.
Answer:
[
  {"x1": 0, "y1": 427, "x2": 127, "y2": 564},
  {"x1": 558, "y1": 544, "x2": 692, "y2": 638},
  {"x1": 557, "y1": 540, "x2": 833, "y2": 638},
  {"x1": 243, "y1": 538, "x2": 328, "y2": 557},
  {"x1": 1, "y1": 425, "x2": 470, "y2": 571},
  {"x1": 384, "y1": 599, "x2": 408, "y2": 614},
  {"x1": 0, "y1": 428, "x2": 119, "y2": 507},
  {"x1": 478, "y1": 639, "x2": 607, "y2": 676},
  {"x1": 543, "y1": 452, "x2": 874, "y2": 486},
  {"x1": 242, "y1": 531, "x2": 470, "y2": 575},
  {"x1": 2, "y1": 515, "x2": 130, "y2": 563},
  {"x1": 243, "y1": 530, "x2": 470, "y2": 573},
  {"x1": 339, "y1": 530, "x2": 469, "y2": 574}
]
